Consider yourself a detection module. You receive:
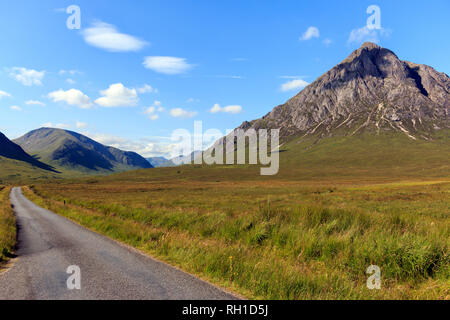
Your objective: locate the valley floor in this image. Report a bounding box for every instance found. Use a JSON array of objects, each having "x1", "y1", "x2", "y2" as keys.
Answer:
[{"x1": 24, "y1": 171, "x2": 450, "y2": 300}]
